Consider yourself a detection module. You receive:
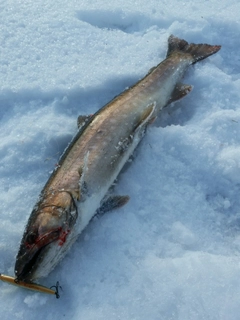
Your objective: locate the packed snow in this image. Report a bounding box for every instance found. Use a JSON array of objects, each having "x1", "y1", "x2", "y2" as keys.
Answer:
[{"x1": 1, "y1": 0, "x2": 240, "y2": 319}]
